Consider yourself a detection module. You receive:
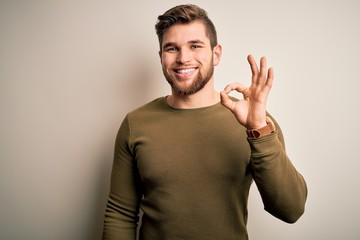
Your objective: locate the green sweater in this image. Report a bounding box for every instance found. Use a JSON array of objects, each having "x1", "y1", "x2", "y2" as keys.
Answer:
[{"x1": 103, "y1": 97, "x2": 307, "y2": 240}]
